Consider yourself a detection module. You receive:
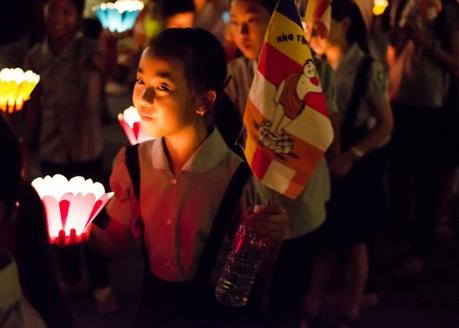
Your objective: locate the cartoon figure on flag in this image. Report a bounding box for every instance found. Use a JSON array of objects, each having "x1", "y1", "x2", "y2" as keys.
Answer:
[
  {"x1": 244, "y1": 0, "x2": 333, "y2": 199},
  {"x1": 259, "y1": 57, "x2": 327, "y2": 154}
]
